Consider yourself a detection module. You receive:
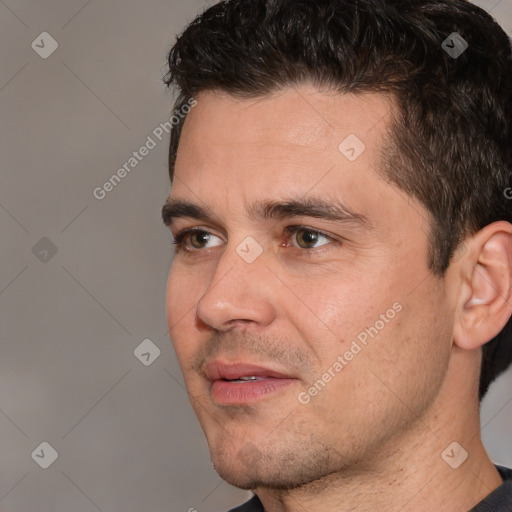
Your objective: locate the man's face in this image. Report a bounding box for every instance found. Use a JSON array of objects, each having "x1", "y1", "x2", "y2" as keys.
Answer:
[{"x1": 164, "y1": 87, "x2": 455, "y2": 490}]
